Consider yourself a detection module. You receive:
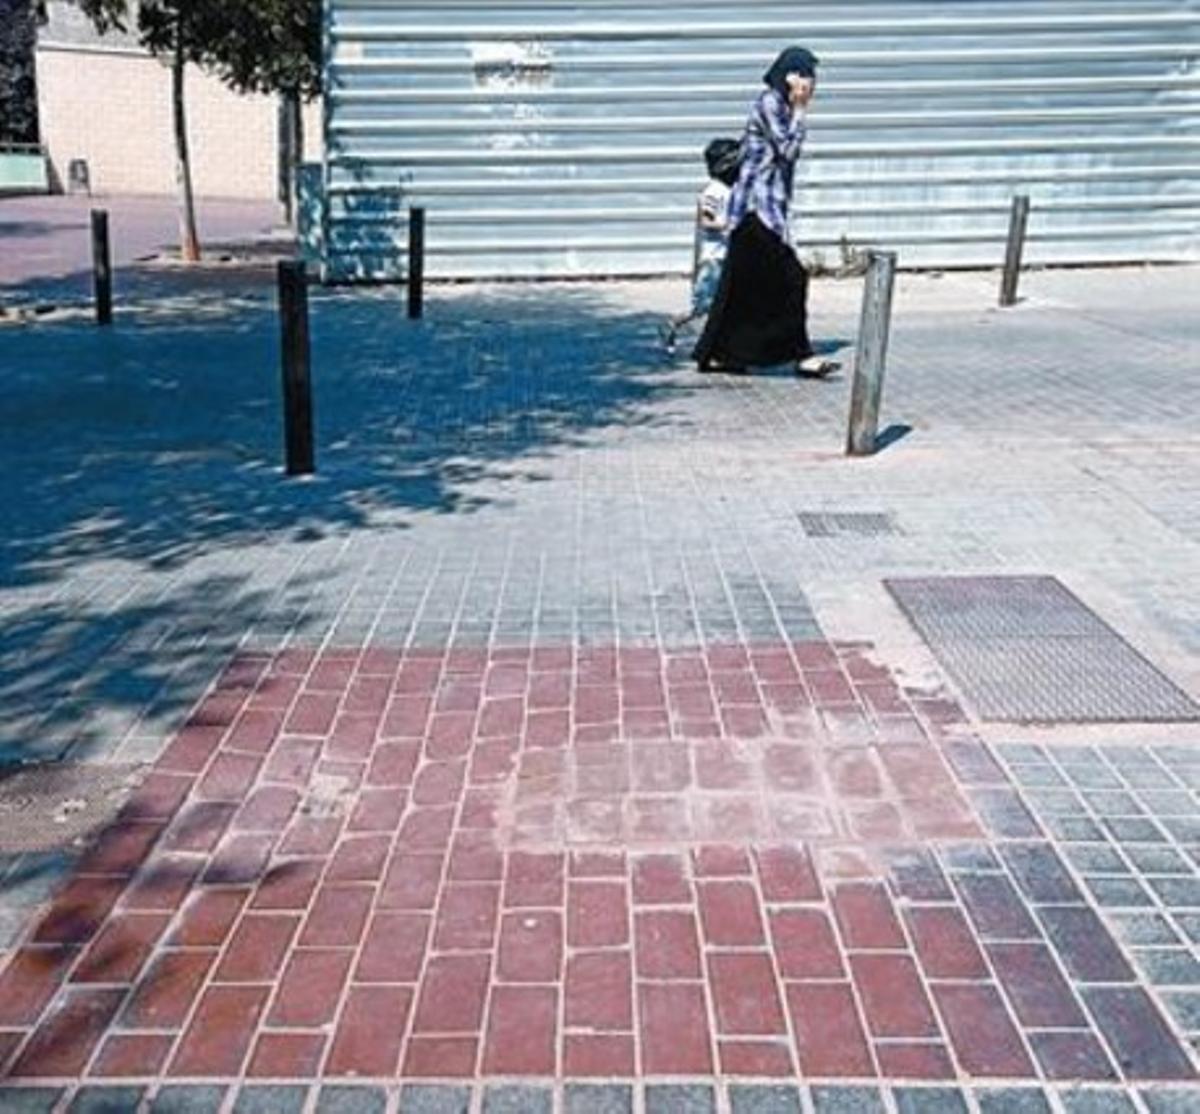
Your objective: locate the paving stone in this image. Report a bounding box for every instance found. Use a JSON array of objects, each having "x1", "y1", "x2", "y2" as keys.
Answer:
[
  {"x1": 1163, "y1": 991, "x2": 1200, "y2": 1033},
  {"x1": 0, "y1": 1089, "x2": 65, "y2": 1114},
  {"x1": 1057, "y1": 1090, "x2": 1139, "y2": 1114},
  {"x1": 891, "y1": 1088, "x2": 969, "y2": 1114},
  {"x1": 68, "y1": 1089, "x2": 148, "y2": 1114},
  {"x1": 563, "y1": 1084, "x2": 633, "y2": 1114},
  {"x1": 1082, "y1": 987, "x2": 1198, "y2": 1080},
  {"x1": 483, "y1": 1086, "x2": 553, "y2": 1114},
  {"x1": 1110, "y1": 912, "x2": 1182, "y2": 947},
  {"x1": 1135, "y1": 949, "x2": 1200, "y2": 987},
  {"x1": 1085, "y1": 876, "x2": 1157, "y2": 908},
  {"x1": 1139, "y1": 1091, "x2": 1200, "y2": 1114},
  {"x1": 809, "y1": 1086, "x2": 887, "y2": 1113},
  {"x1": 728, "y1": 1086, "x2": 803, "y2": 1114},
  {"x1": 150, "y1": 1087, "x2": 228, "y2": 1114},
  {"x1": 644, "y1": 1085, "x2": 717, "y2": 1114},
  {"x1": 317, "y1": 1087, "x2": 390, "y2": 1114},
  {"x1": 975, "y1": 1090, "x2": 1053, "y2": 1114},
  {"x1": 233, "y1": 1087, "x2": 310, "y2": 1114}
]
